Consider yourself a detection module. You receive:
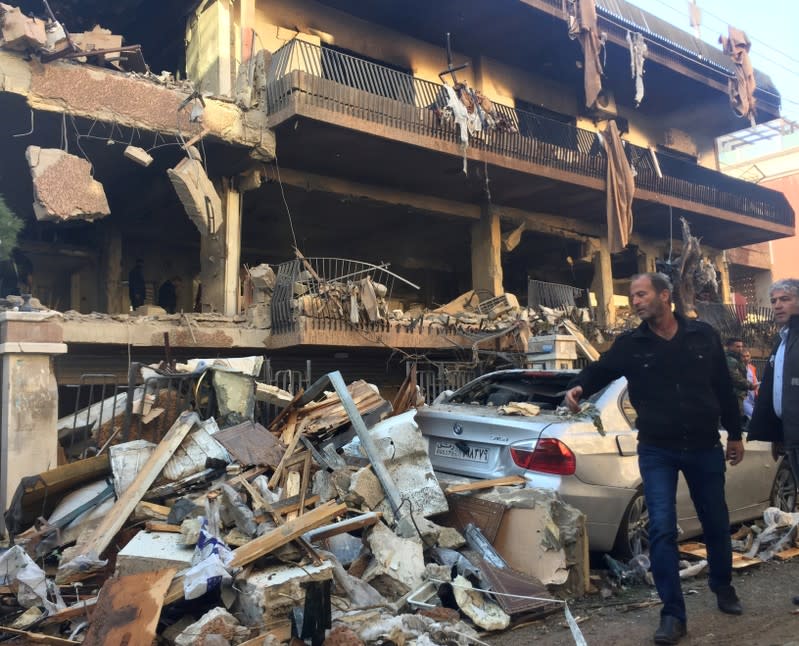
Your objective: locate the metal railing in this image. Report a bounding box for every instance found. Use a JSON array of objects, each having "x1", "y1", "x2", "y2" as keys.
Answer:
[{"x1": 265, "y1": 39, "x2": 793, "y2": 227}]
